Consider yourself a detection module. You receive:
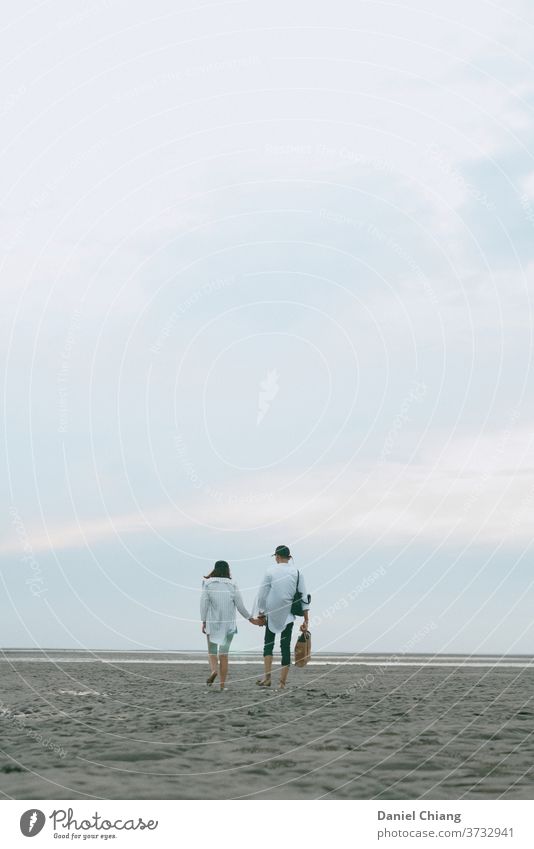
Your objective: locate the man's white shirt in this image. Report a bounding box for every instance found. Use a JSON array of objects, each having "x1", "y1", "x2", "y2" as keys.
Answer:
[{"x1": 256, "y1": 563, "x2": 310, "y2": 633}]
